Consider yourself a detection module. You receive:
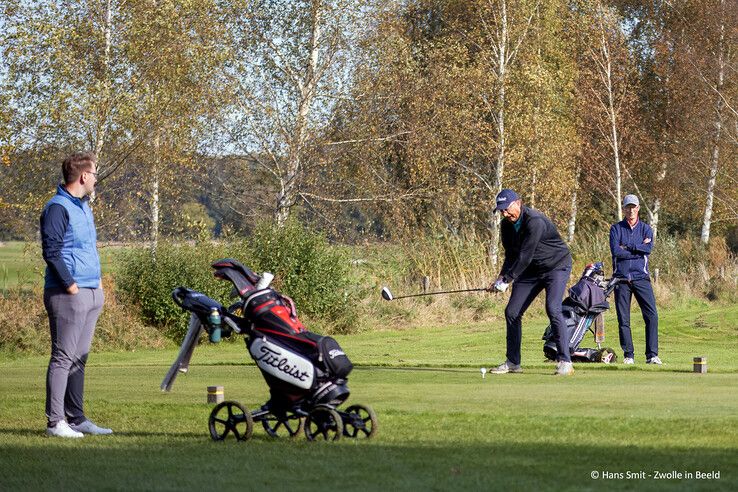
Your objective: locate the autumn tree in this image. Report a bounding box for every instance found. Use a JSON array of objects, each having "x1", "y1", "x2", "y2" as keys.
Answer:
[
  {"x1": 0, "y1": 0, "x2": 229, "y2": 243},
  {"x1": 572, "y1": 0, "x2": 647, "y2": 232},
  {"x1": 121, "y1": 0, "x2": 230, "y2": 246},
  {"x1": 673, "y1": 0, "x2": 737, "y2": 244},
  {"x1": 220, "y1": 0, "x2": 368, "y2": 227},
  {"x1": 313, "y1": 0, "x2": 581, "y2": 253},
  {"x1": 611, "y1": 0, "x2": 736, "y2": 243}
]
